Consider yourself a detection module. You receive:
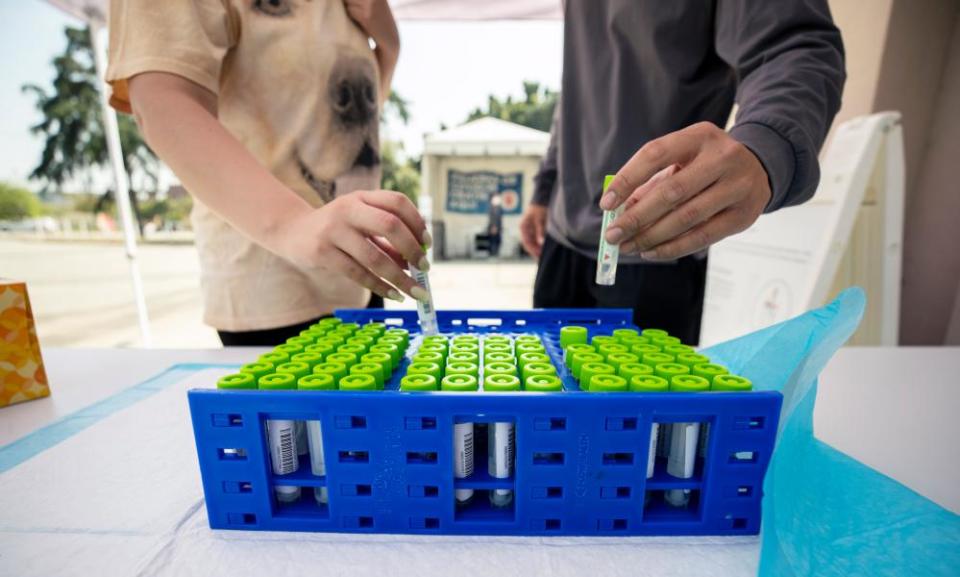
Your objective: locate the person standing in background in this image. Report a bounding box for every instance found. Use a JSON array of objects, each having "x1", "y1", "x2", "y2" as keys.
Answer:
[{"x1": 520, "y1": 0, "x2": 845, "y2": 344}]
